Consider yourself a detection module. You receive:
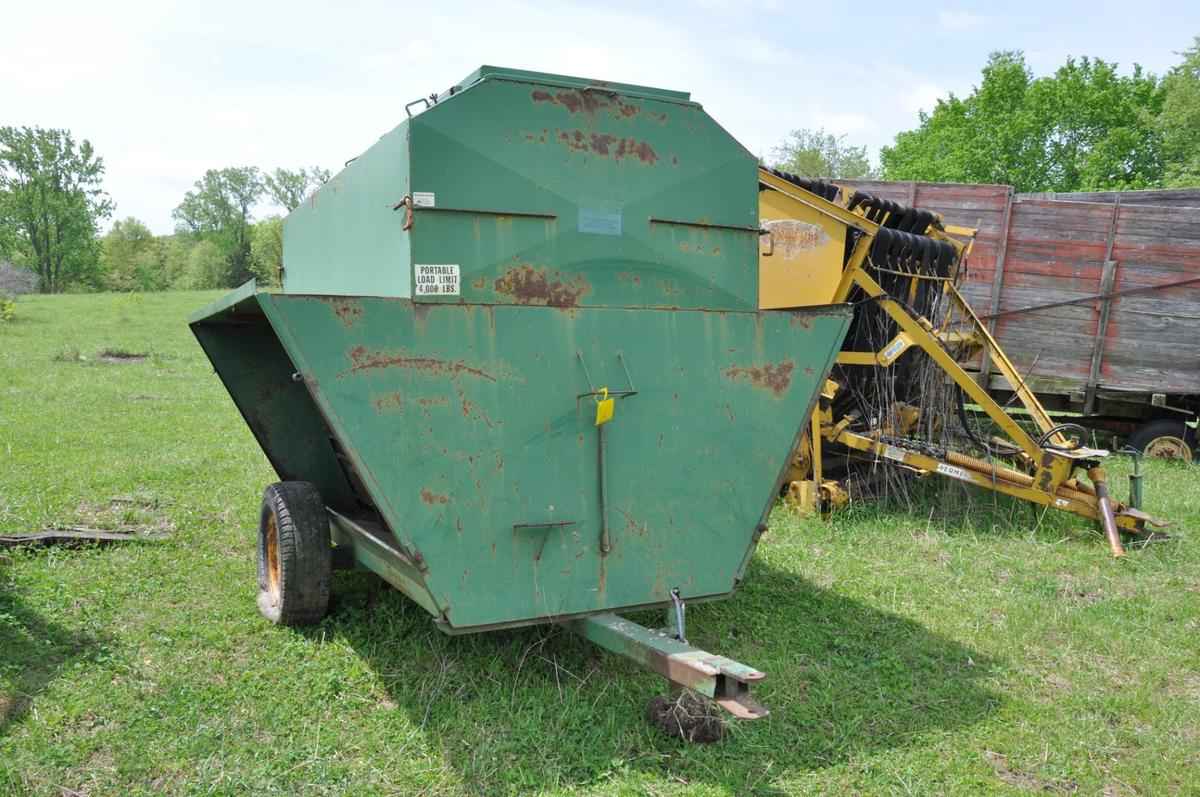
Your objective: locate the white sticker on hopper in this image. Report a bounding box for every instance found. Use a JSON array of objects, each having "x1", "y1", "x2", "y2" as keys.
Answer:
[
  {"x1": 412, "y1": 192, "x2": 436, "y2": 208},
  {"x1": 415, "y1": 264, "x2": 459, "y2": 296}
]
